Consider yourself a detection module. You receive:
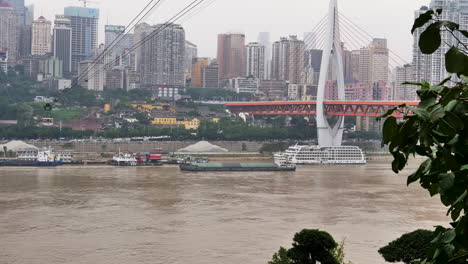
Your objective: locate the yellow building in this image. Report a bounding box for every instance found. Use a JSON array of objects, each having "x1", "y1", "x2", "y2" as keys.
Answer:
[
  {"x1": 191, "y1": 58, "x2": 210, "y2": 87},
  {"x1": 131, "y1": 104, "x2": 175, "y2": 113},
  {"x1": 151, "y1": 118, "x2": 200, "y2": 130},
  {"x1": 104, "y1": 104, "x2": 111, "y2": 113}
]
